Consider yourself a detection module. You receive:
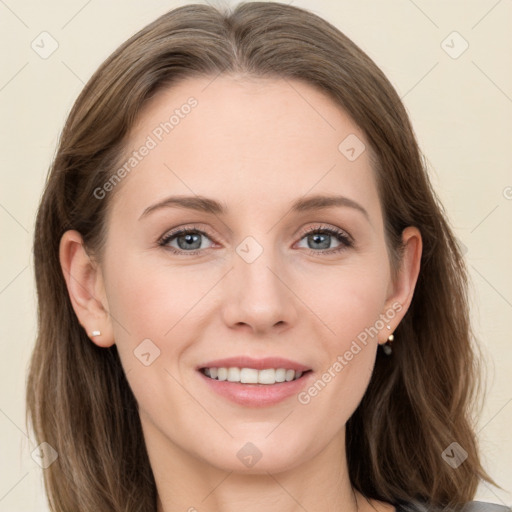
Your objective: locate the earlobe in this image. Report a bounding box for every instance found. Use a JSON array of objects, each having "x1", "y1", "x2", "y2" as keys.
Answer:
[
  {"x1": 380, "y1": 226, "x2": 423, "y2": 344},
  {"x1": 58, "y1": 230, "x2": 115, "y2": 348}
]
